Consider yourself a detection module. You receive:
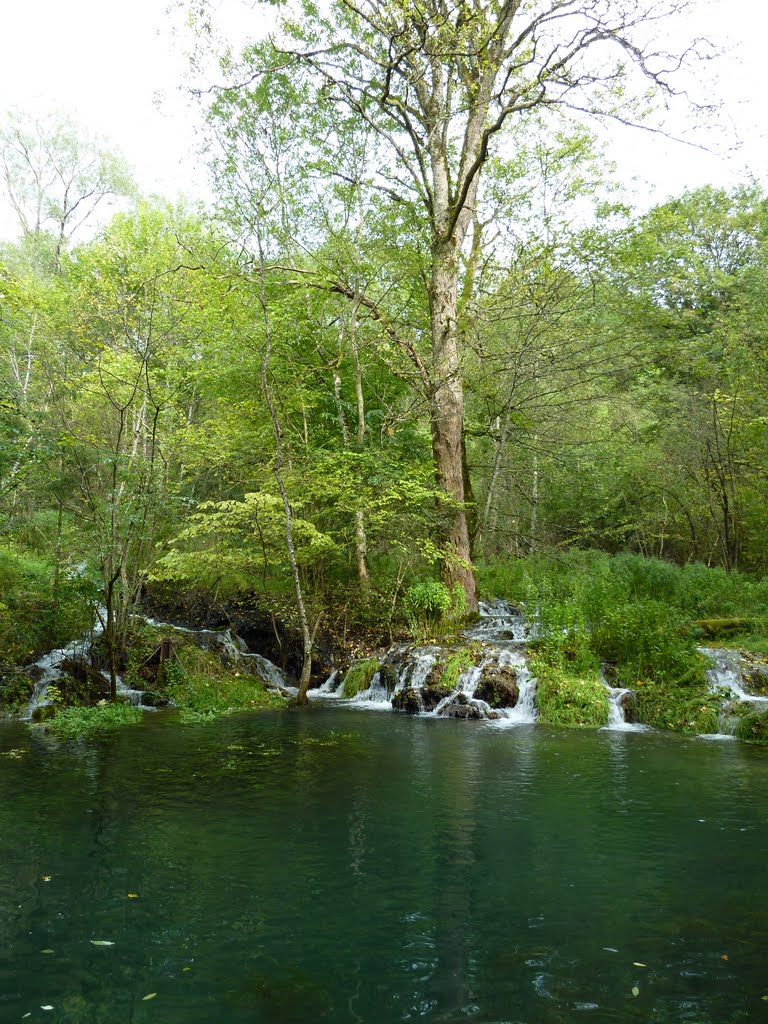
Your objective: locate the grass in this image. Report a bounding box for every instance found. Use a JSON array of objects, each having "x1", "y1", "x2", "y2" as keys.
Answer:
[
  {"x1": 44, "y1": 703, "x2": 143, "y2": 738},
  {"x1": 164, "y1": 647, "x2": 287, "y2": 720},
  {"x1": 534, "y1": 663, "x2": 610, "y2": 728},
  {"x1": 633, "y1": 683, "x2": 722, "y2": 735}
]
